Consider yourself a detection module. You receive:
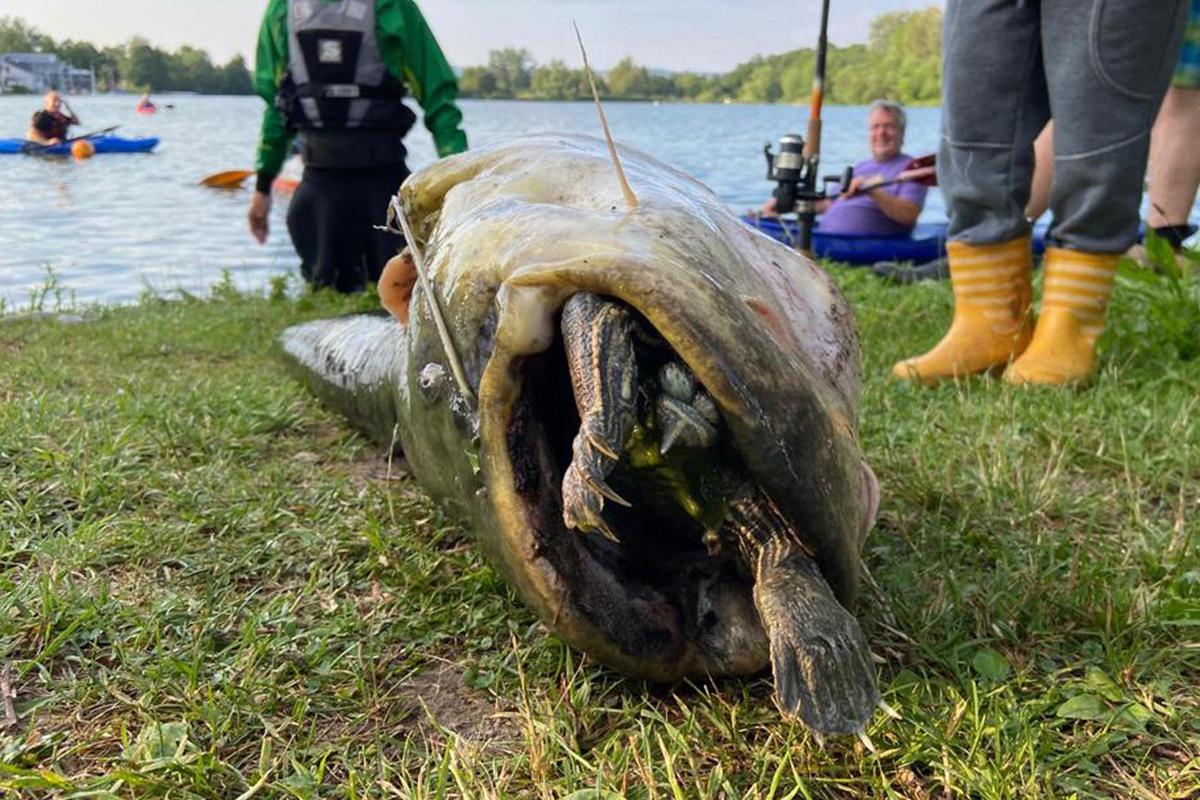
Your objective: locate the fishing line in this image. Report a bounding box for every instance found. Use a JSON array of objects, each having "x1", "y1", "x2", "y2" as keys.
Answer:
[{"x1": 383, "y1": 194, "x2": 477, "y2": 409}]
